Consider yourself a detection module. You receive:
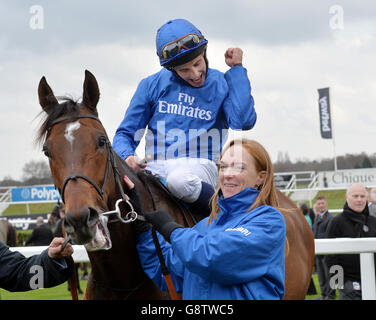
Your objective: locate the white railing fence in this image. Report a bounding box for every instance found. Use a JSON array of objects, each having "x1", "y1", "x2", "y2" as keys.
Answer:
[
  {"x1": 8, "y1": 237, "x2": 376, "y2": 300},
  {"x1": 315, "y1": 238, "x2": 376, "y2": 300},
  {"x1": 8, "y1": 245, "x2": 89, "y2": 263}
]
